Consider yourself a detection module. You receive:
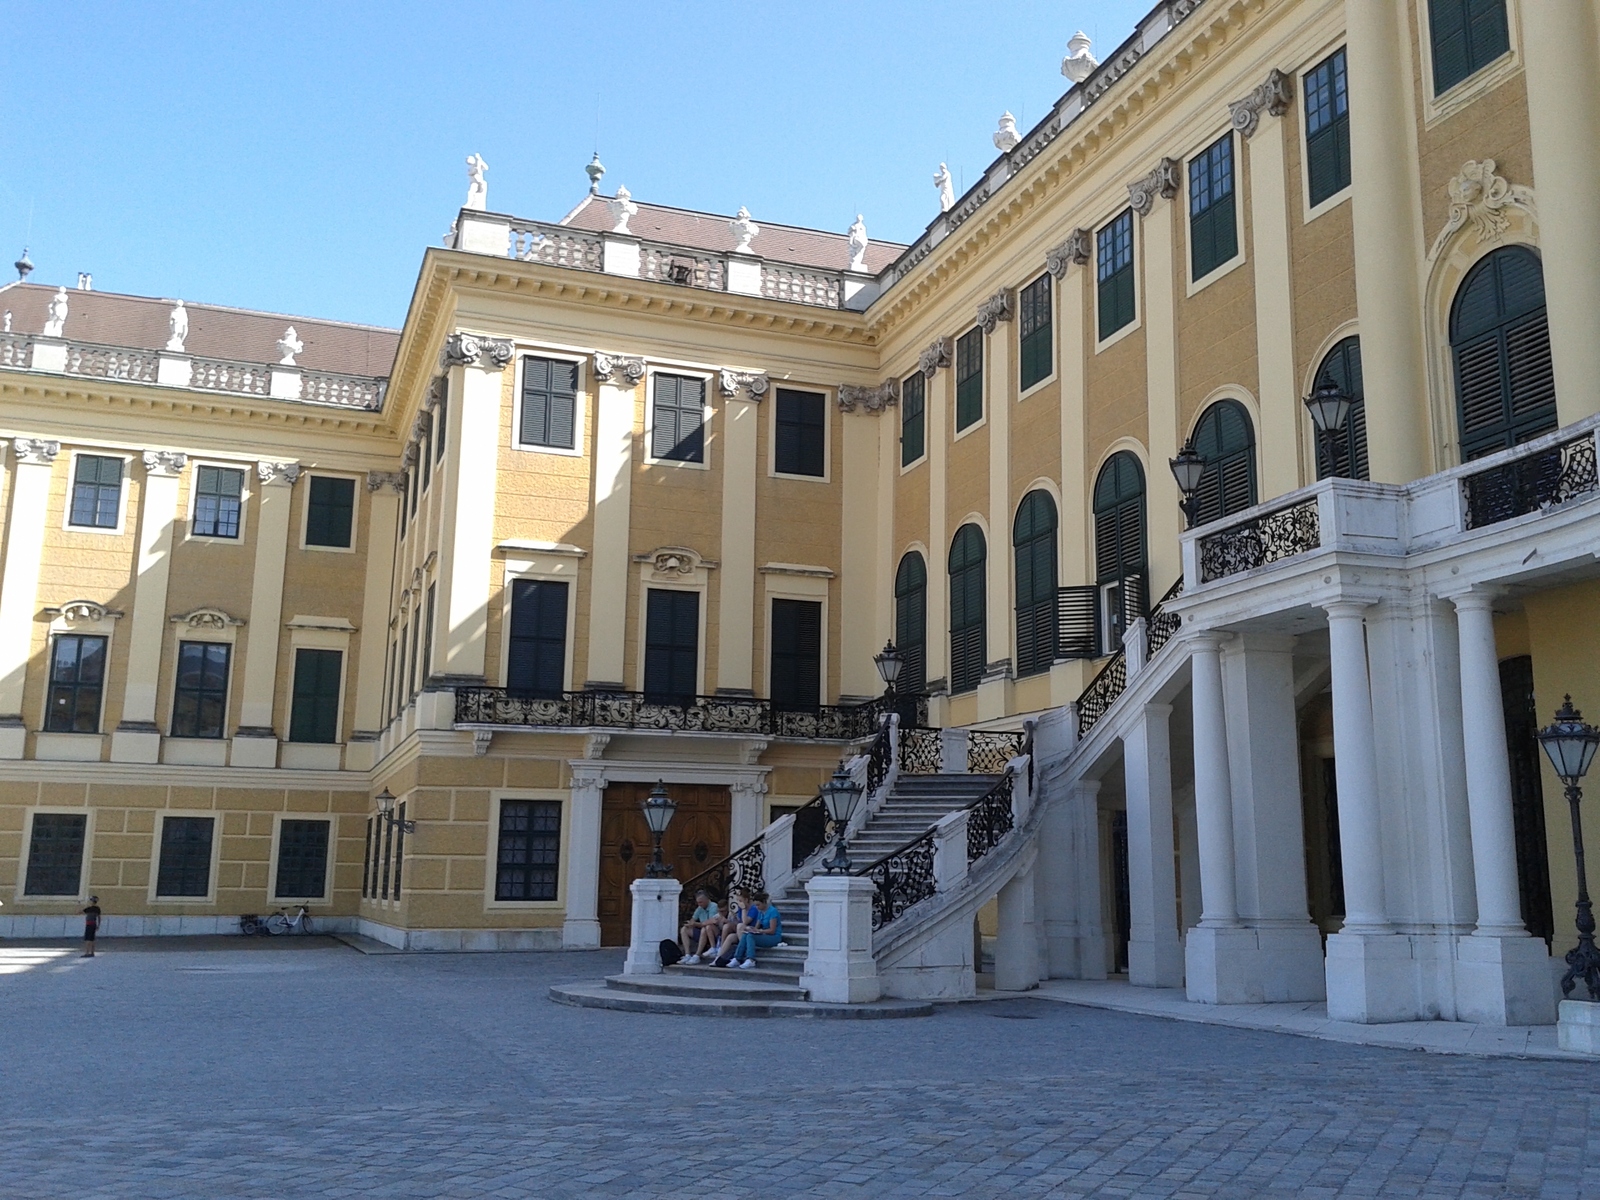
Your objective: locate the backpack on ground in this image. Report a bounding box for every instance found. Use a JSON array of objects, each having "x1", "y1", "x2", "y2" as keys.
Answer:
[{"x1": 659, "y1": 938, "x2": 683, "y2": 966}]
